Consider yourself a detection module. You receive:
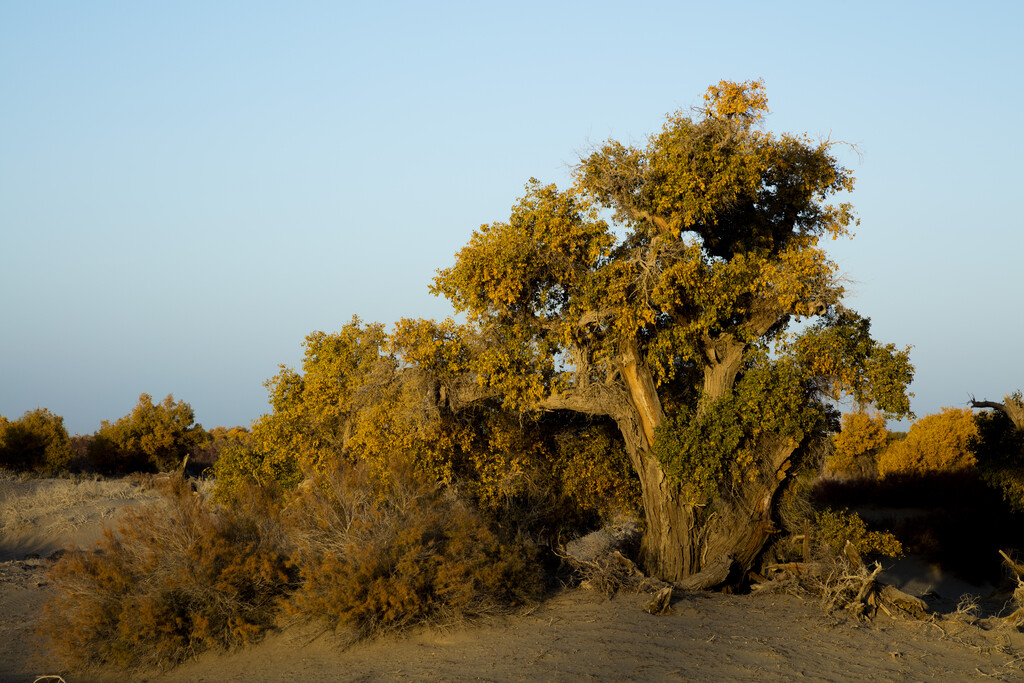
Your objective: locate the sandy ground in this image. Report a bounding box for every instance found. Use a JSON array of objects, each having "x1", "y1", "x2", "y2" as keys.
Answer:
[{"x1": 3, "y1": 474, "x2": 1024, "y2": 682}]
